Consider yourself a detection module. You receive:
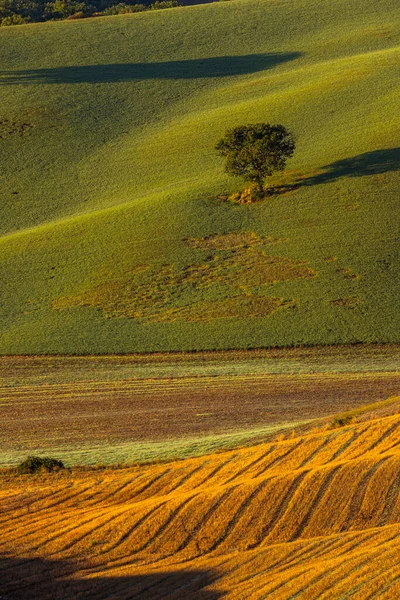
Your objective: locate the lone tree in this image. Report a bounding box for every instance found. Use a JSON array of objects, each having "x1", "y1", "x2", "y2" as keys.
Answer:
[{"x1": 215, "y1": 123, "x2": 295, "y2": 195}]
